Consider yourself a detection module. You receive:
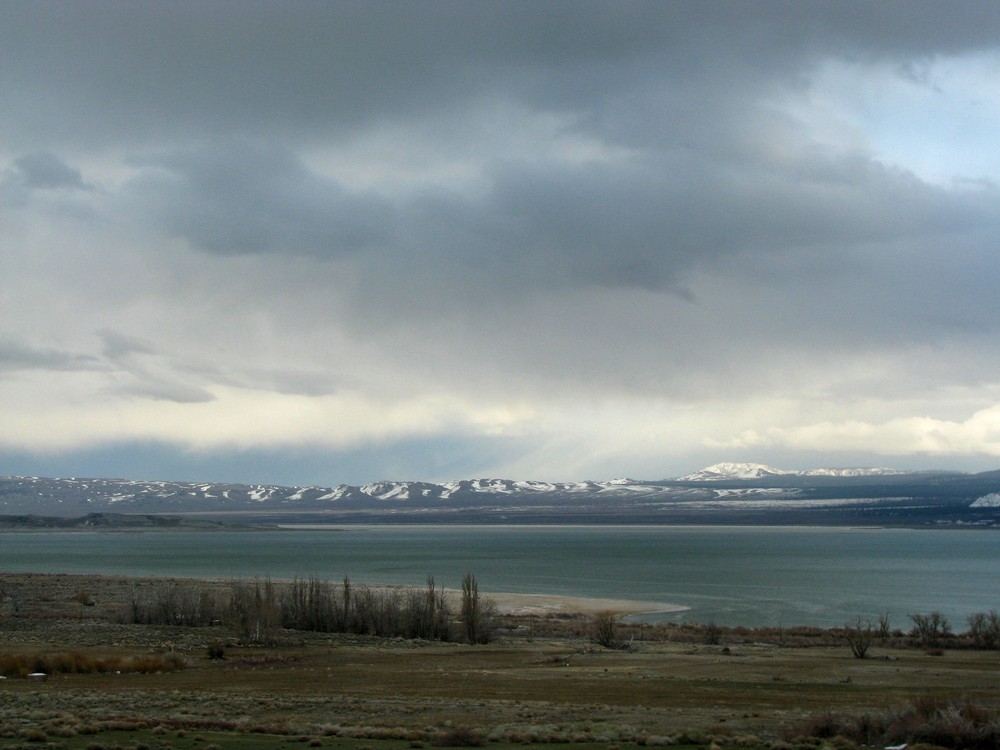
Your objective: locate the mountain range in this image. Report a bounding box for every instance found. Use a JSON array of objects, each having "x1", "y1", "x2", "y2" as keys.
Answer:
[
  {"x1": 676, "y1": 462, "x2": 904, "y2": 481},
  {"x1": 3, "y1": 463, "x2": 1000, "y2": 527}
]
